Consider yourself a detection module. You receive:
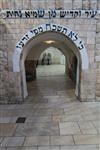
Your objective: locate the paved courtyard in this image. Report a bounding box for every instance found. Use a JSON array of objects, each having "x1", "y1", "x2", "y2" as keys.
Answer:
[{"x1": 0, "y1": 65, "x2": 100, "y2": 150}]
